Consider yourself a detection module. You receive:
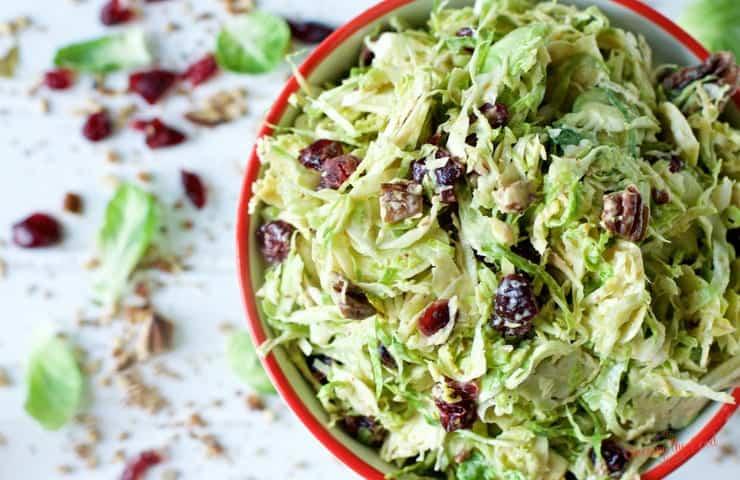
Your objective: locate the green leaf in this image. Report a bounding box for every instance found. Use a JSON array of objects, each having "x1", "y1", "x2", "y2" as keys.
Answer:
[
  {"x1": 680, "y1": 0, "x2": 740, "y2": 59},
  {"x1": 93, "y1": 183, "x2": 160, "y2": 306},
  {"x1": 0, "y1": 45, "x2": 19, "y2": 78},
  {"x1": 54, "y1": 30, "x2": 151, "y2": 73},
  {"x1": 215, "y1": 11, "x2": 290, "y2": 74},
  {"x1": 25, "y1": 333, "x2": 84, "y2": 430},
  {"x1": 226, "y1": 332, "x2": 276, "y2": 394},
  {"x1": 456, "y1": 452, "x2": 496, "y2": 480}
]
